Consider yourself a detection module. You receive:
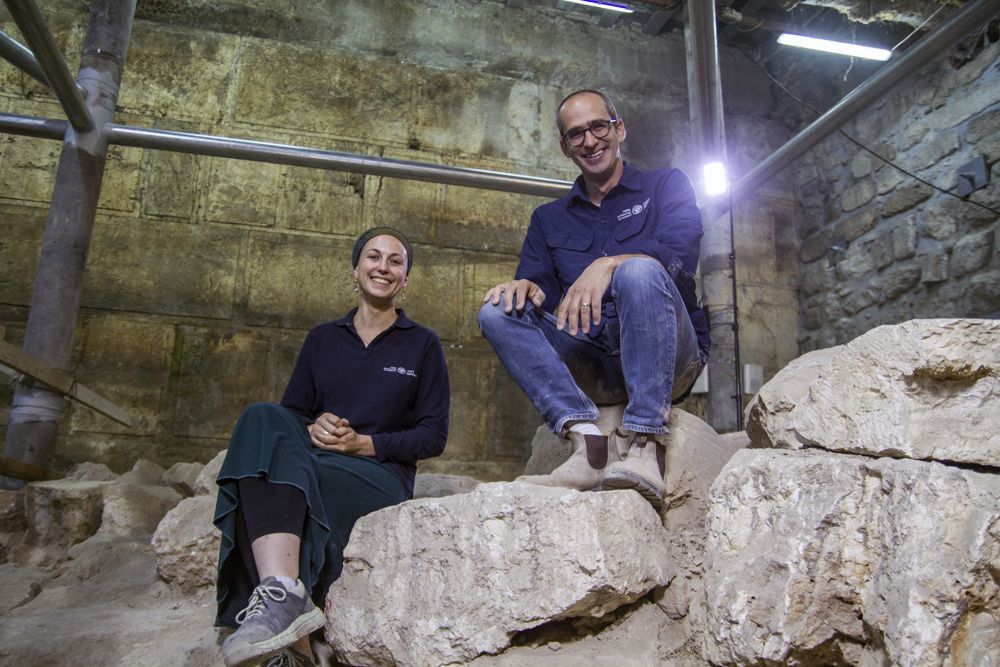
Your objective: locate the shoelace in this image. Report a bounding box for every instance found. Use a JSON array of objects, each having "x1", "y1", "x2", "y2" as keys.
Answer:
[
  {"x1": 266, "y1": 650, "x2": 314, "y2": 667},
  {"x1": 235, "y1": 582, "x2": 288, "y2": 625}
]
